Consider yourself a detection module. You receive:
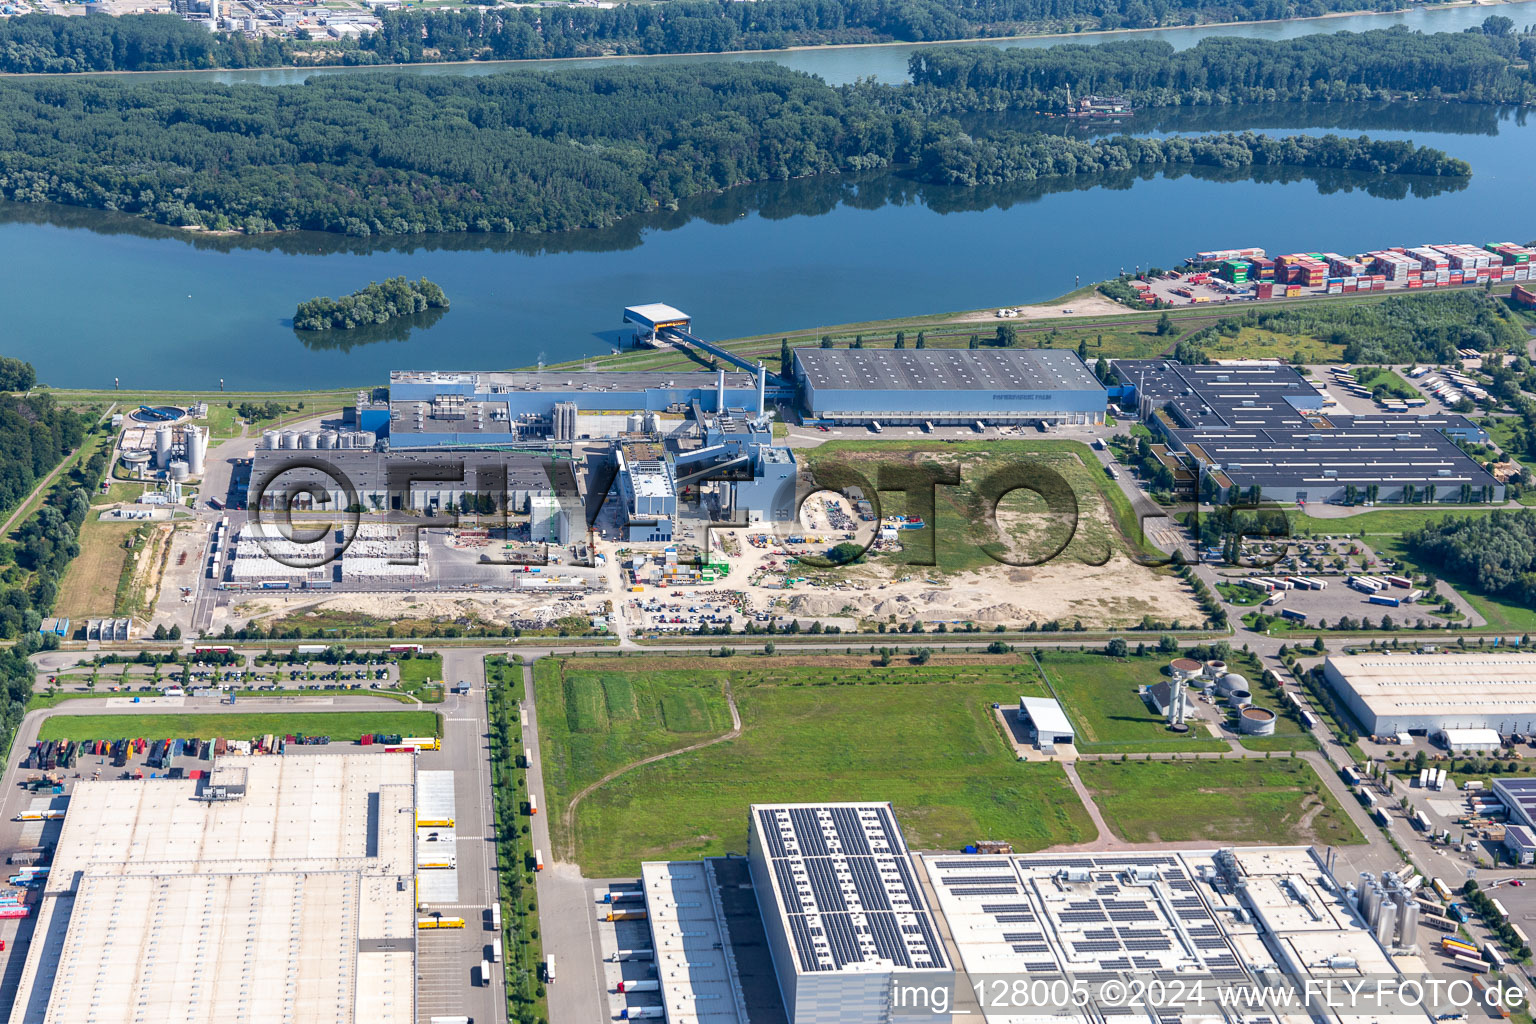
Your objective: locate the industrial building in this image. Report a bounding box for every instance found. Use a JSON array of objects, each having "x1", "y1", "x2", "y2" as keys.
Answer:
[
  {"x1": 1494, "y1": 779, "x2": 1536, "y2": 831},
  {"x1": 378, "y1": 368, "x2": 765, "y2": 448},
  {"x1": 793, "y1": 348, "x2": 1107, "y2": 426},
  {"x1": 7, "y1": 753, "x2": 418, "y2": 1024},
  {"x1": 746, "y1": 803, "x2": 950, "y2": 1024},
  {"x1": 1322, "y1": 652, "x2": 1536, "y2": 736},
  {"x1": 1112, "y1": 359, "x2": 1502, "y2": 505},
  {"x1": 245, "y1": 448, "x2": 558, "y2": 516},
  {"x1": 1504, "y1": 822, "x2": 1536, "y2": 865},
  {"x1": 635, "y1": 861, "x2": 749, "y2": 1024},
  {"x1": 1017, "y1": 695, "x2": 1074, "y2": 752},
  {"x1": 928, "y1": 847, "x2": 1420, "y2": 1024}
]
